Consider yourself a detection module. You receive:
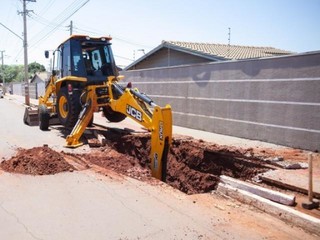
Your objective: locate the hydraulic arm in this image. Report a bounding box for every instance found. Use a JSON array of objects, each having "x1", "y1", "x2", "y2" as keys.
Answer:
[{"x1": 65, "y1": 77, "x2": 172, "y2": 181}]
